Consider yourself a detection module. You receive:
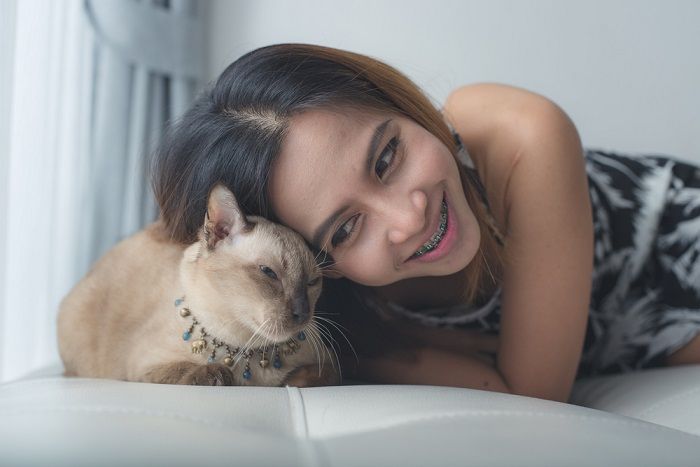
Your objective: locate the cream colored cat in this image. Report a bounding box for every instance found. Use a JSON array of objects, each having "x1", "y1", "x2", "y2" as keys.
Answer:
[{"x1": 57, "y1": 184, "x2": 340, "y2": 387}]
